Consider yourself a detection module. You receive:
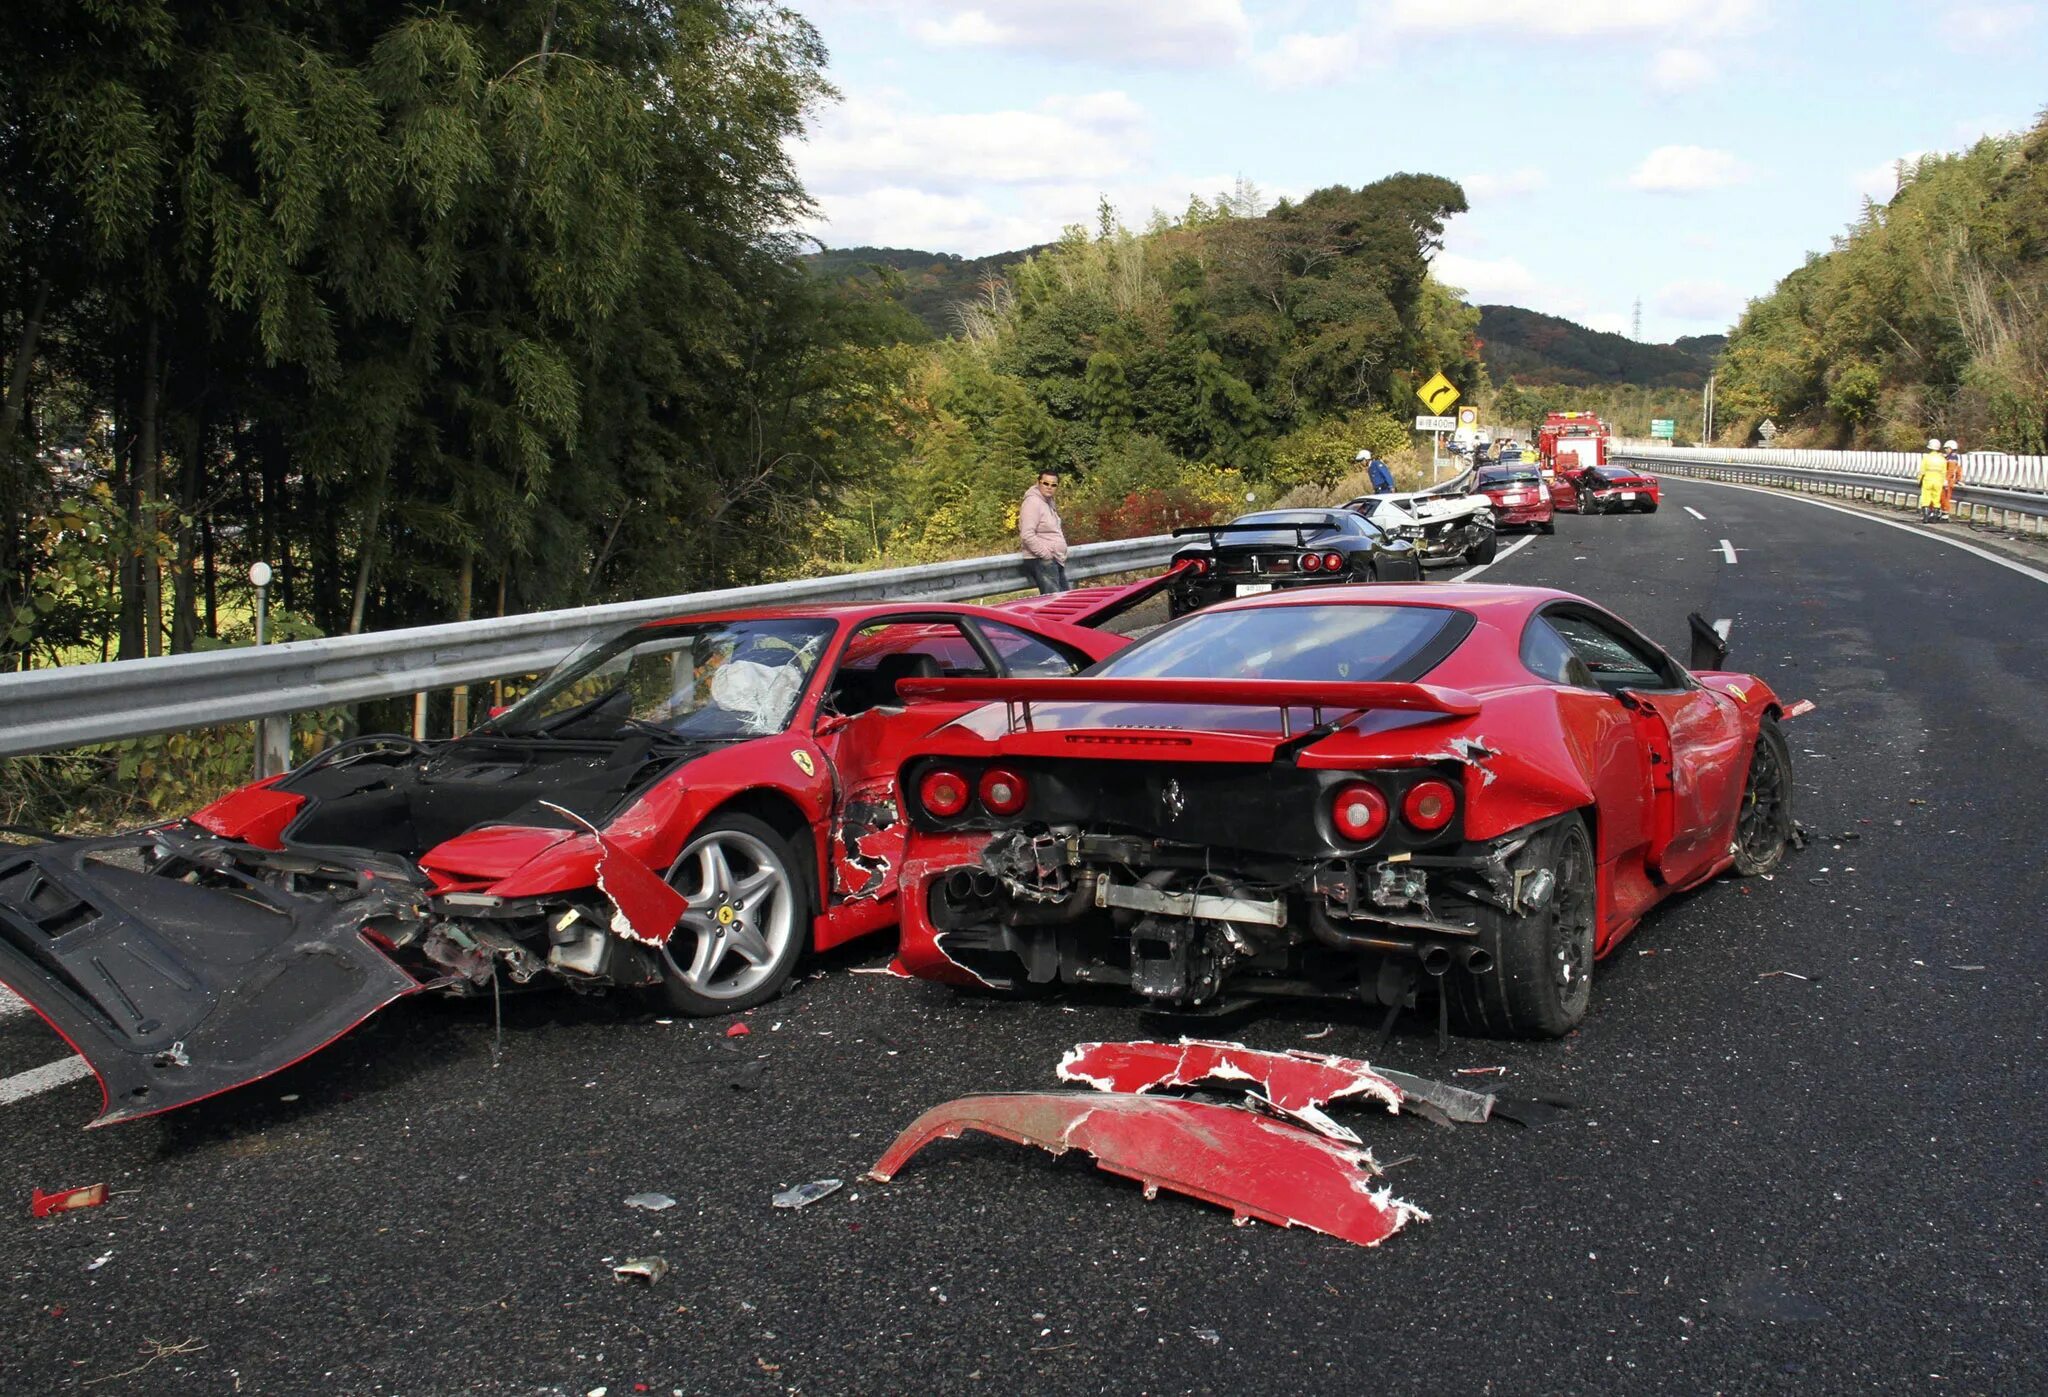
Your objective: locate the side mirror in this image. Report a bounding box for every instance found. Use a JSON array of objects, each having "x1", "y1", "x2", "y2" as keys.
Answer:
[{"x1": 1686, "y1": 612, "x2": 1728, "y2": 672}]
